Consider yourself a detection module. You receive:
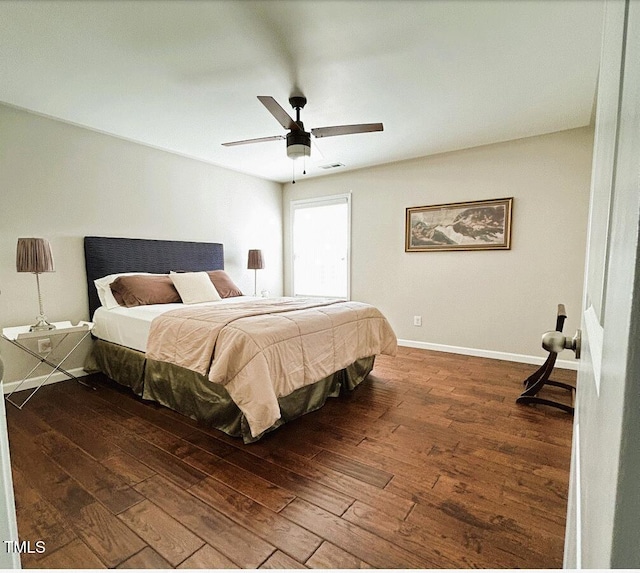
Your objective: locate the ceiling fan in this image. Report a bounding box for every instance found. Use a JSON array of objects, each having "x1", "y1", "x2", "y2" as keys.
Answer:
[{"x1": 222, "y1": 95, "x2": 383, "y2": 160}]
